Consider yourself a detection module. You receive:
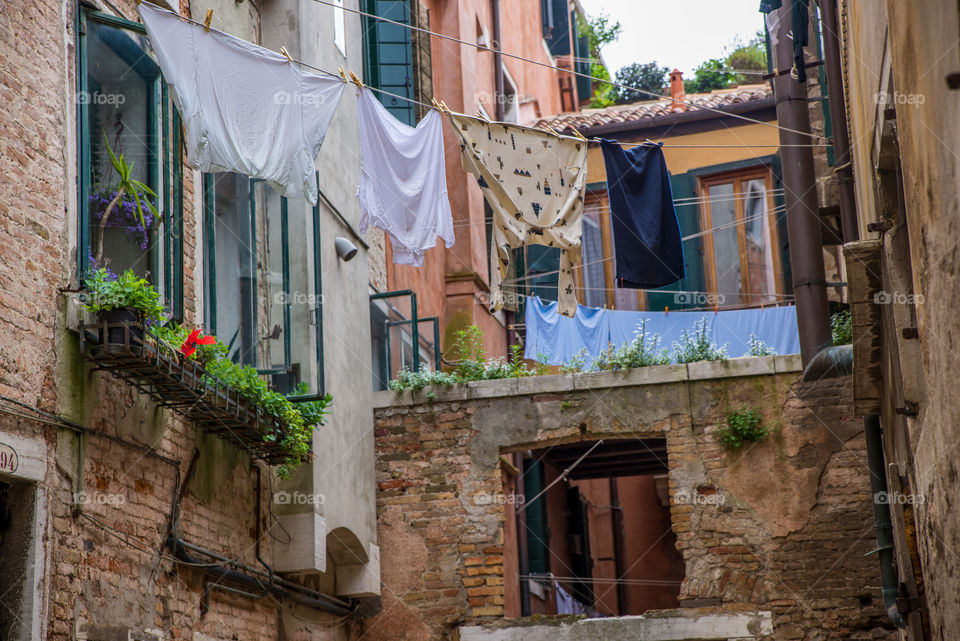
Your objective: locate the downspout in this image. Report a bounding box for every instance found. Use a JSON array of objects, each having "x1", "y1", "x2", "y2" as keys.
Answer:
[
  {"x1": 491, "y1": 0, "x2": 505, "y2": 121},
  {"x1": 819, "y1": 0, "x2": 859, "y2": 243},
  {"x1": 863, "y1": 414, "x2": 906, "y2": 627},
  {"x1": 771, "y1": 3, "x2": 834, "y2": 370}
]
